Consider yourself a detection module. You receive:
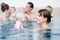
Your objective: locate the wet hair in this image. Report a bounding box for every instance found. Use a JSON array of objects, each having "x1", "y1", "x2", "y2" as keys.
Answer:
[
  {"x1": 1, "y1": 2, "x2": 5, "y2": 6},
  {"x1": 27, "y1": 2, "x2": 34, "y2": 9},
  {"x1": 38, "y1": 9, "x2": 51, "y2": 23},
  {"x1": 1, "y1": 3, "x2": 9, "y2": 12}
]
